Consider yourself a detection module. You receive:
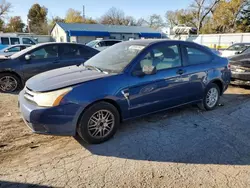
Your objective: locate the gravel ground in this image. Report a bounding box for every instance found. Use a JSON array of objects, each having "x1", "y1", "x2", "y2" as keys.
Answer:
[{"x1": 0, "y1": 86, "x2": 250, "y2": 188}]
